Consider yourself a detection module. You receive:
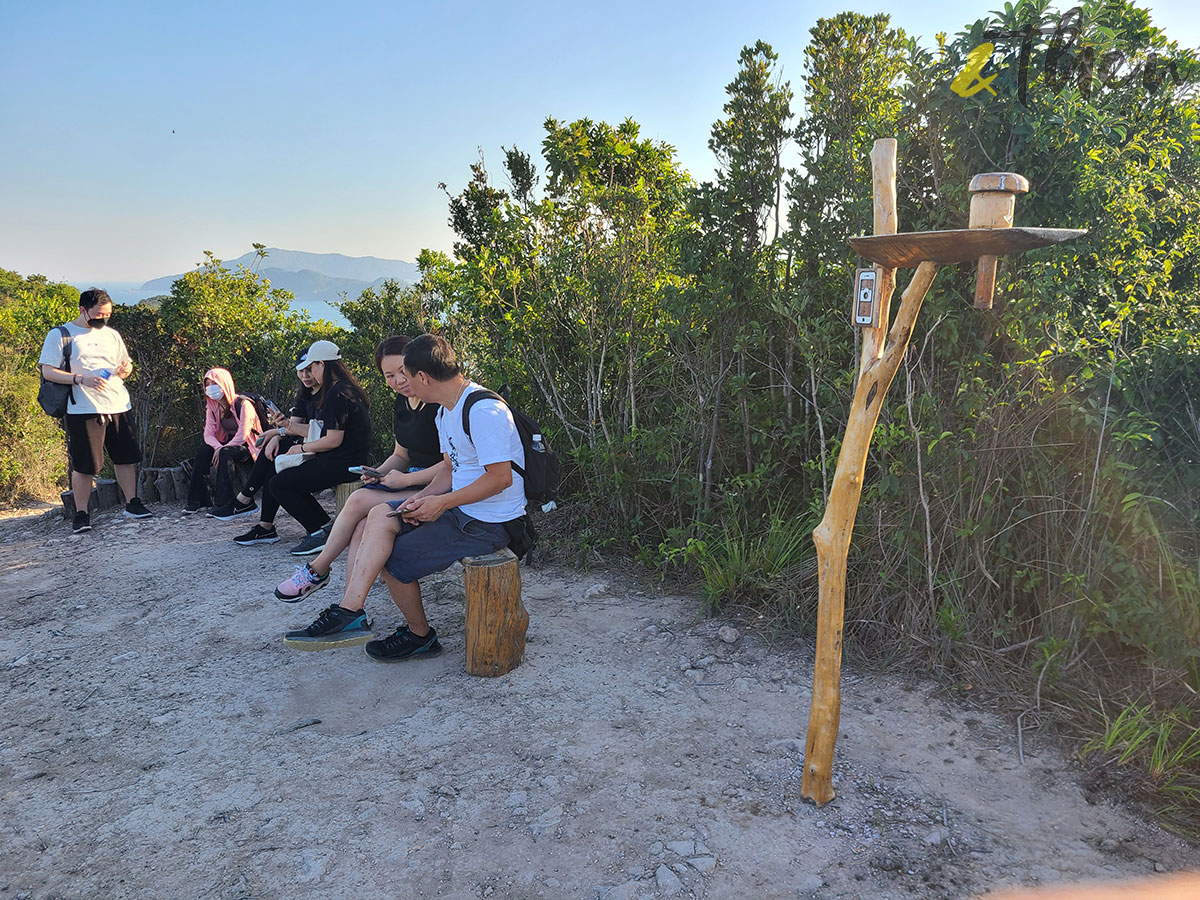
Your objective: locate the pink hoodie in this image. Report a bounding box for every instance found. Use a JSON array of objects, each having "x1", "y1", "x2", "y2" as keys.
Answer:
[{"x1": 202, "y1": 367, "x2": 262, "y2": 460}]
